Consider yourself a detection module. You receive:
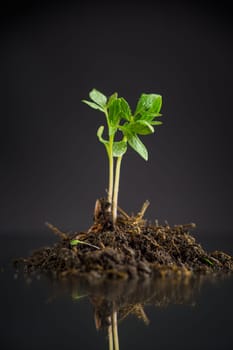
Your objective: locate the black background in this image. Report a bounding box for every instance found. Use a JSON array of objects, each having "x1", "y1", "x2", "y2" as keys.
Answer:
[
  {"x1": 1, "y1": 0, "x2": 233, "y2": 234},
  {"x1": 1, "y1": 3, "x2": 233, "y2": 350}
]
